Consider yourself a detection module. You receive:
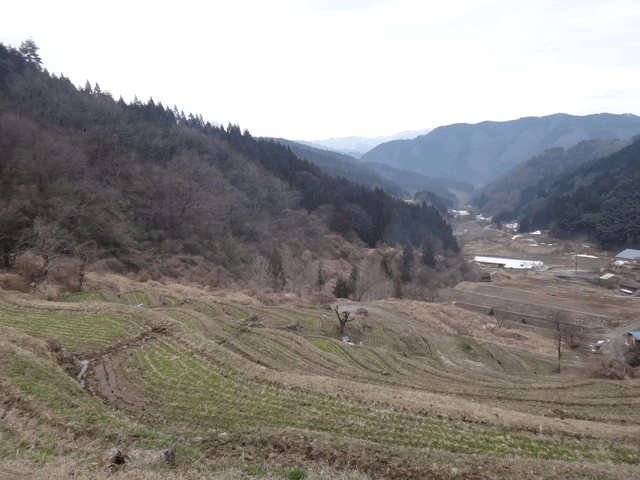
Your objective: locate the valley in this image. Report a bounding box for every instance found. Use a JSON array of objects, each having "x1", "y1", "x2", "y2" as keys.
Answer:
[
  {"x1": 2, "y1": 220, "x2": 640, "y2": 480},
  {"x1": 1, "y1": 40, "x2": 640, "y2": 480}
]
